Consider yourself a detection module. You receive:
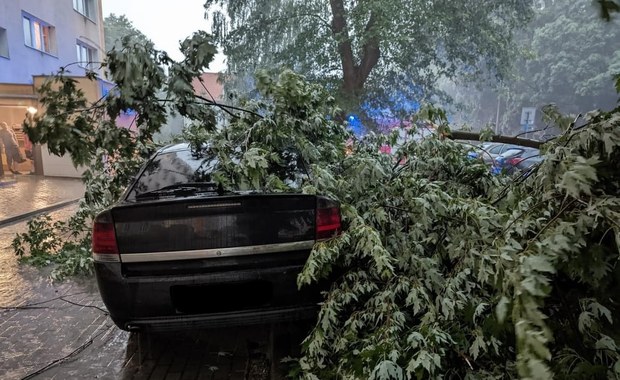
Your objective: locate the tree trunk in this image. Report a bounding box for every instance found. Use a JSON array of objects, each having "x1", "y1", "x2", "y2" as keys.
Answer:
[{"x1": 329, "y1": 0, "x2": 381, "y2": 104}]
